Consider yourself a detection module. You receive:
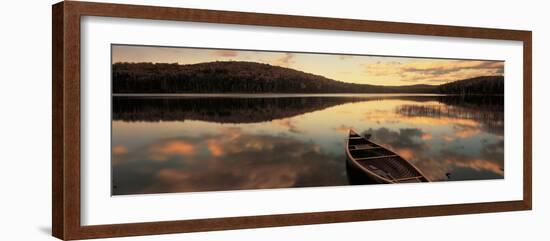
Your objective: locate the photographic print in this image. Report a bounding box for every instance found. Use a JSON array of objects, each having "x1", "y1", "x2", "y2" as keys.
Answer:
[{"x1": 111, "y1": 45, "x2": 504, "y2": 195}]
